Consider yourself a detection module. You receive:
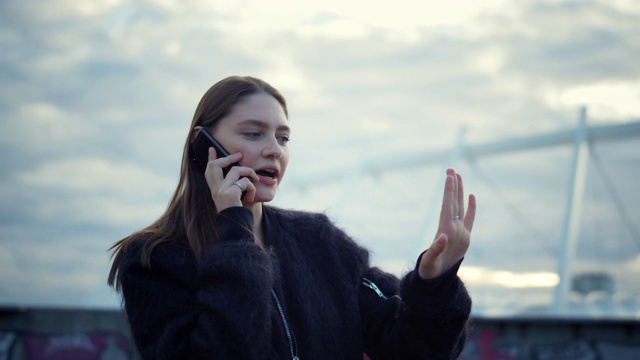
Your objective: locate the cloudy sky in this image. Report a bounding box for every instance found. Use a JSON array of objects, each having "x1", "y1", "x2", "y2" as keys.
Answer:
[{"x1": 1, "y1": 0, "x2": 639, "y2": 318}]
